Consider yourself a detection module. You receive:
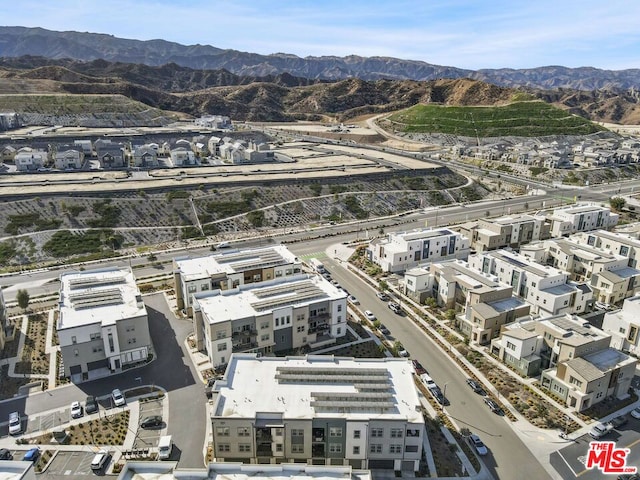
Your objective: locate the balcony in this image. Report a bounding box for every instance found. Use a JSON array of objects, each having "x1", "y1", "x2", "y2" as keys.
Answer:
[
  {"x1": 232, "y1": 341, "x2": 259, "y2": 352},
  {"x1": 233, "y1": 329, "x2": 257, "y2": 338},
  {"x1": 312, "y1": 444, "x2": 325, "y2": 457},
  {"x1": 308, "y1": 324, "x2": 330, "y2": 335},
  {"x1": 312, "y1": 428, "x2": 325, "y2": 442}
]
